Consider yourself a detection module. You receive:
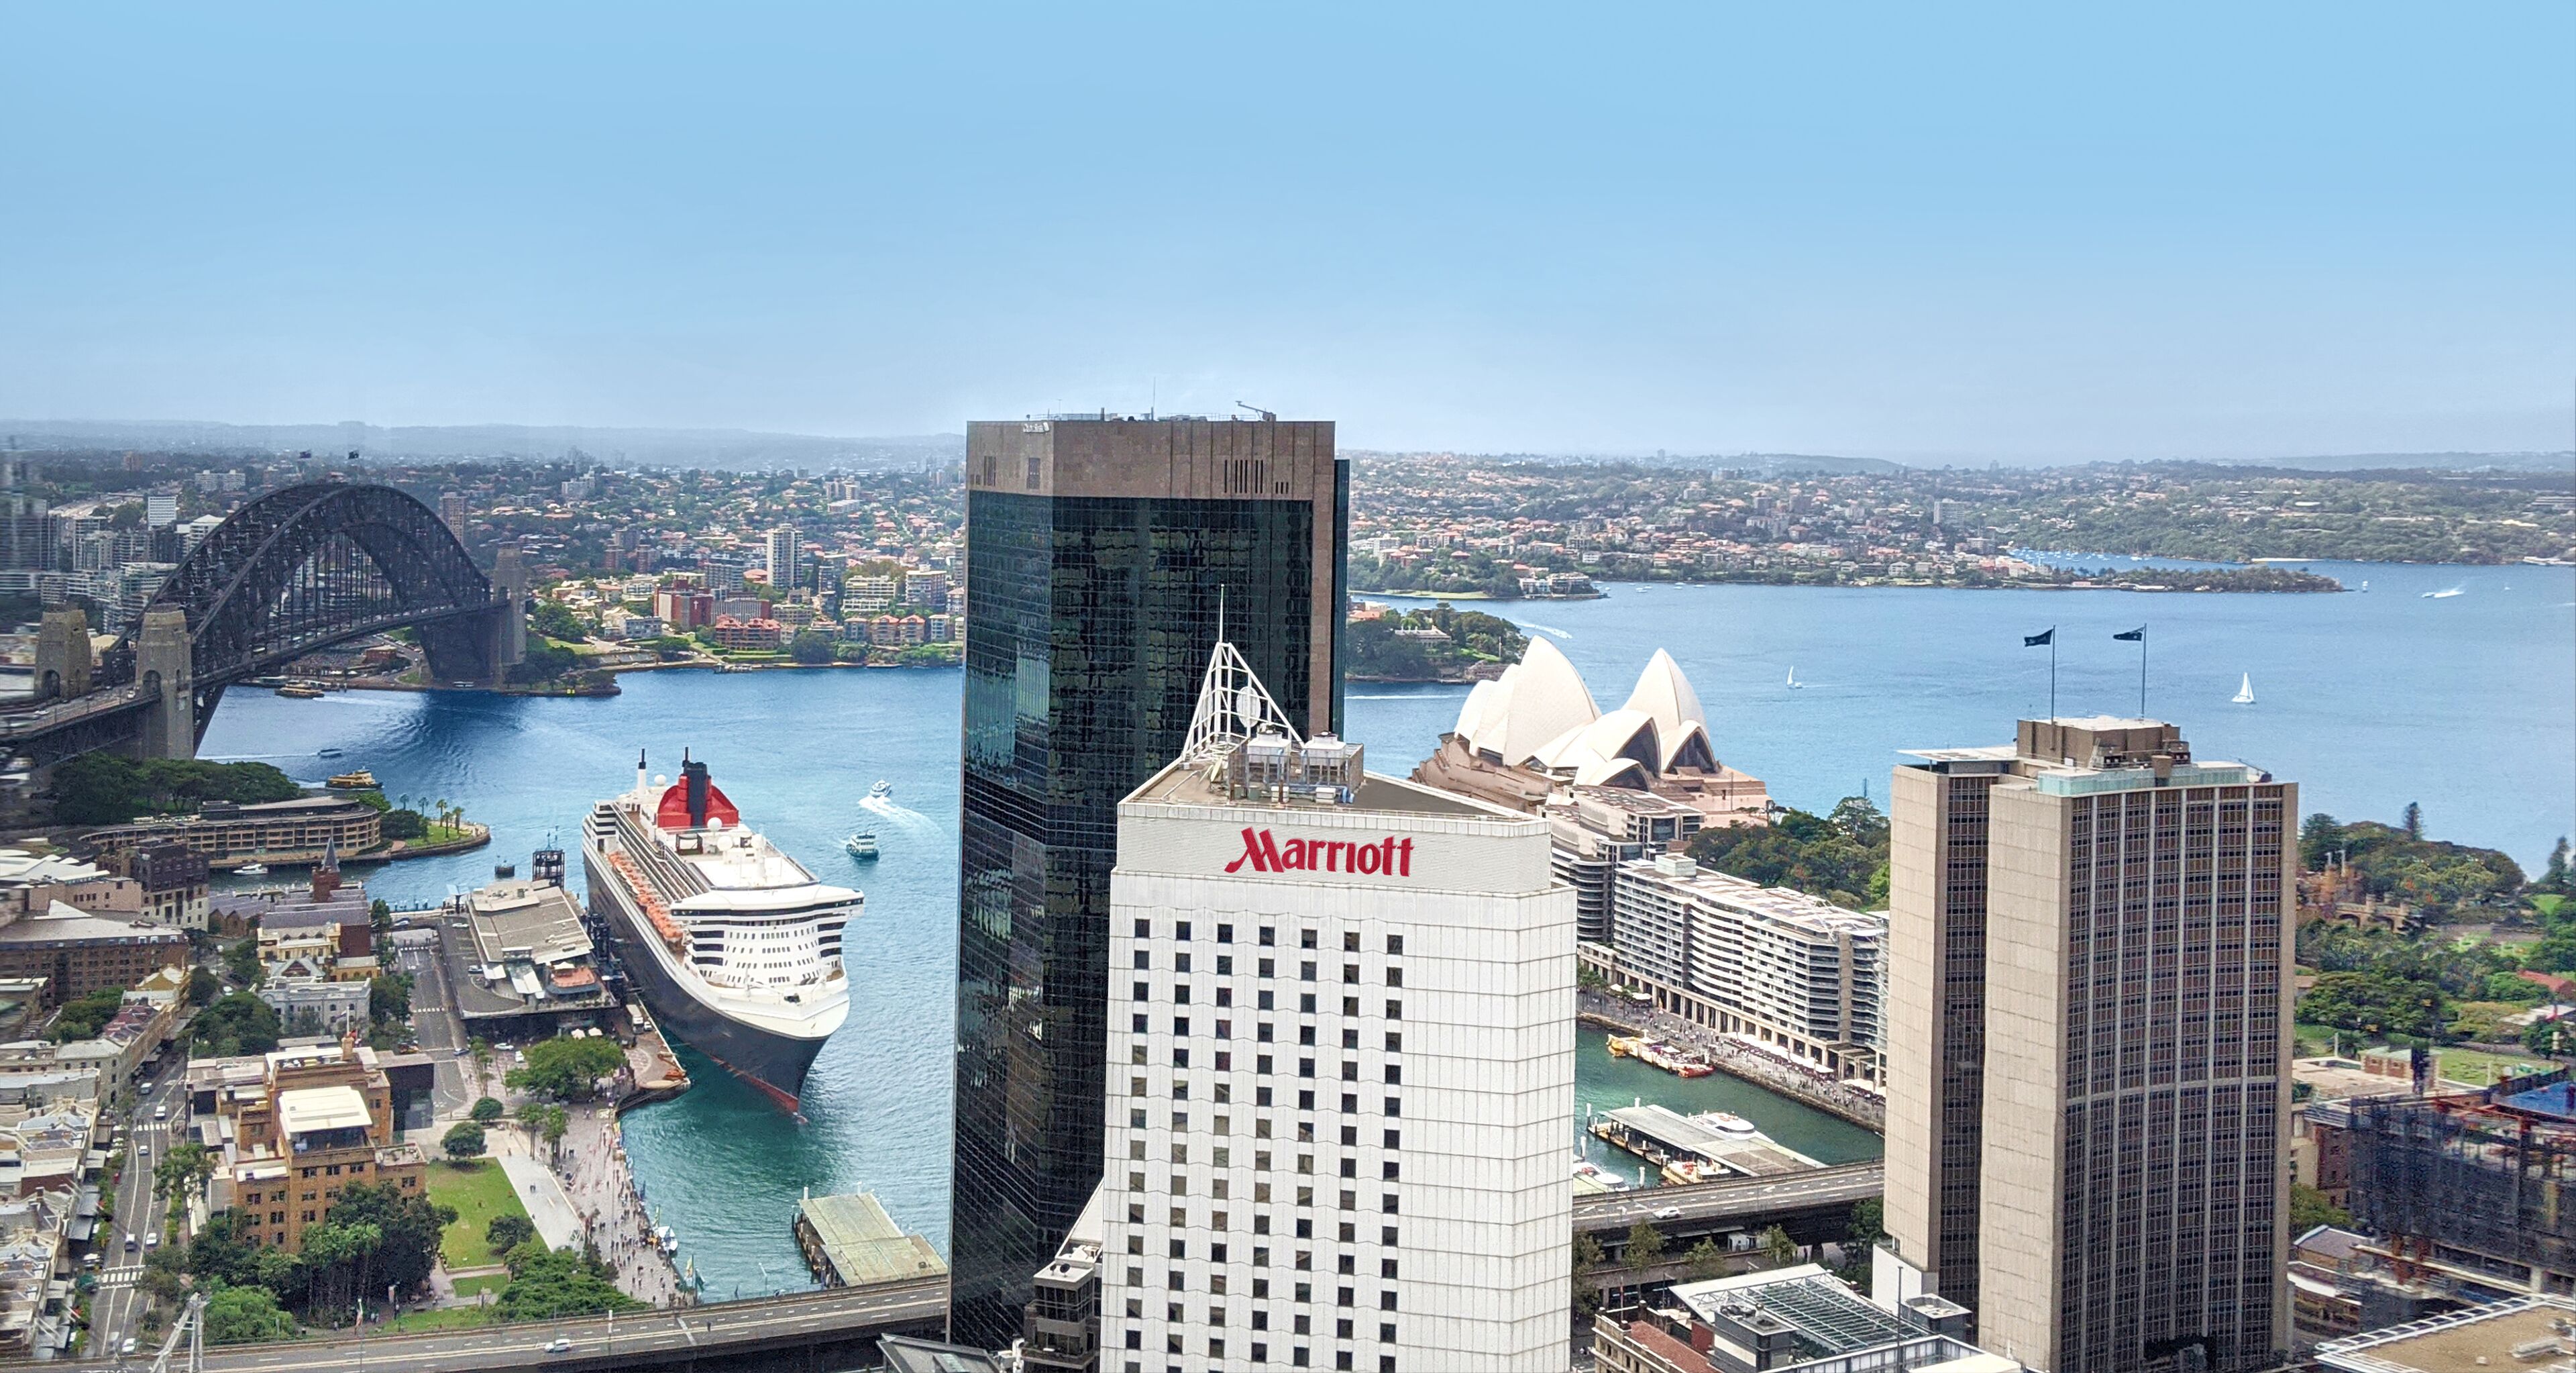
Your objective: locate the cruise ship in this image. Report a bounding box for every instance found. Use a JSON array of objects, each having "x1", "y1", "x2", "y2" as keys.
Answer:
[{"x1": 583, "y1": 752, "x2": 853, "y2": 1109}]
